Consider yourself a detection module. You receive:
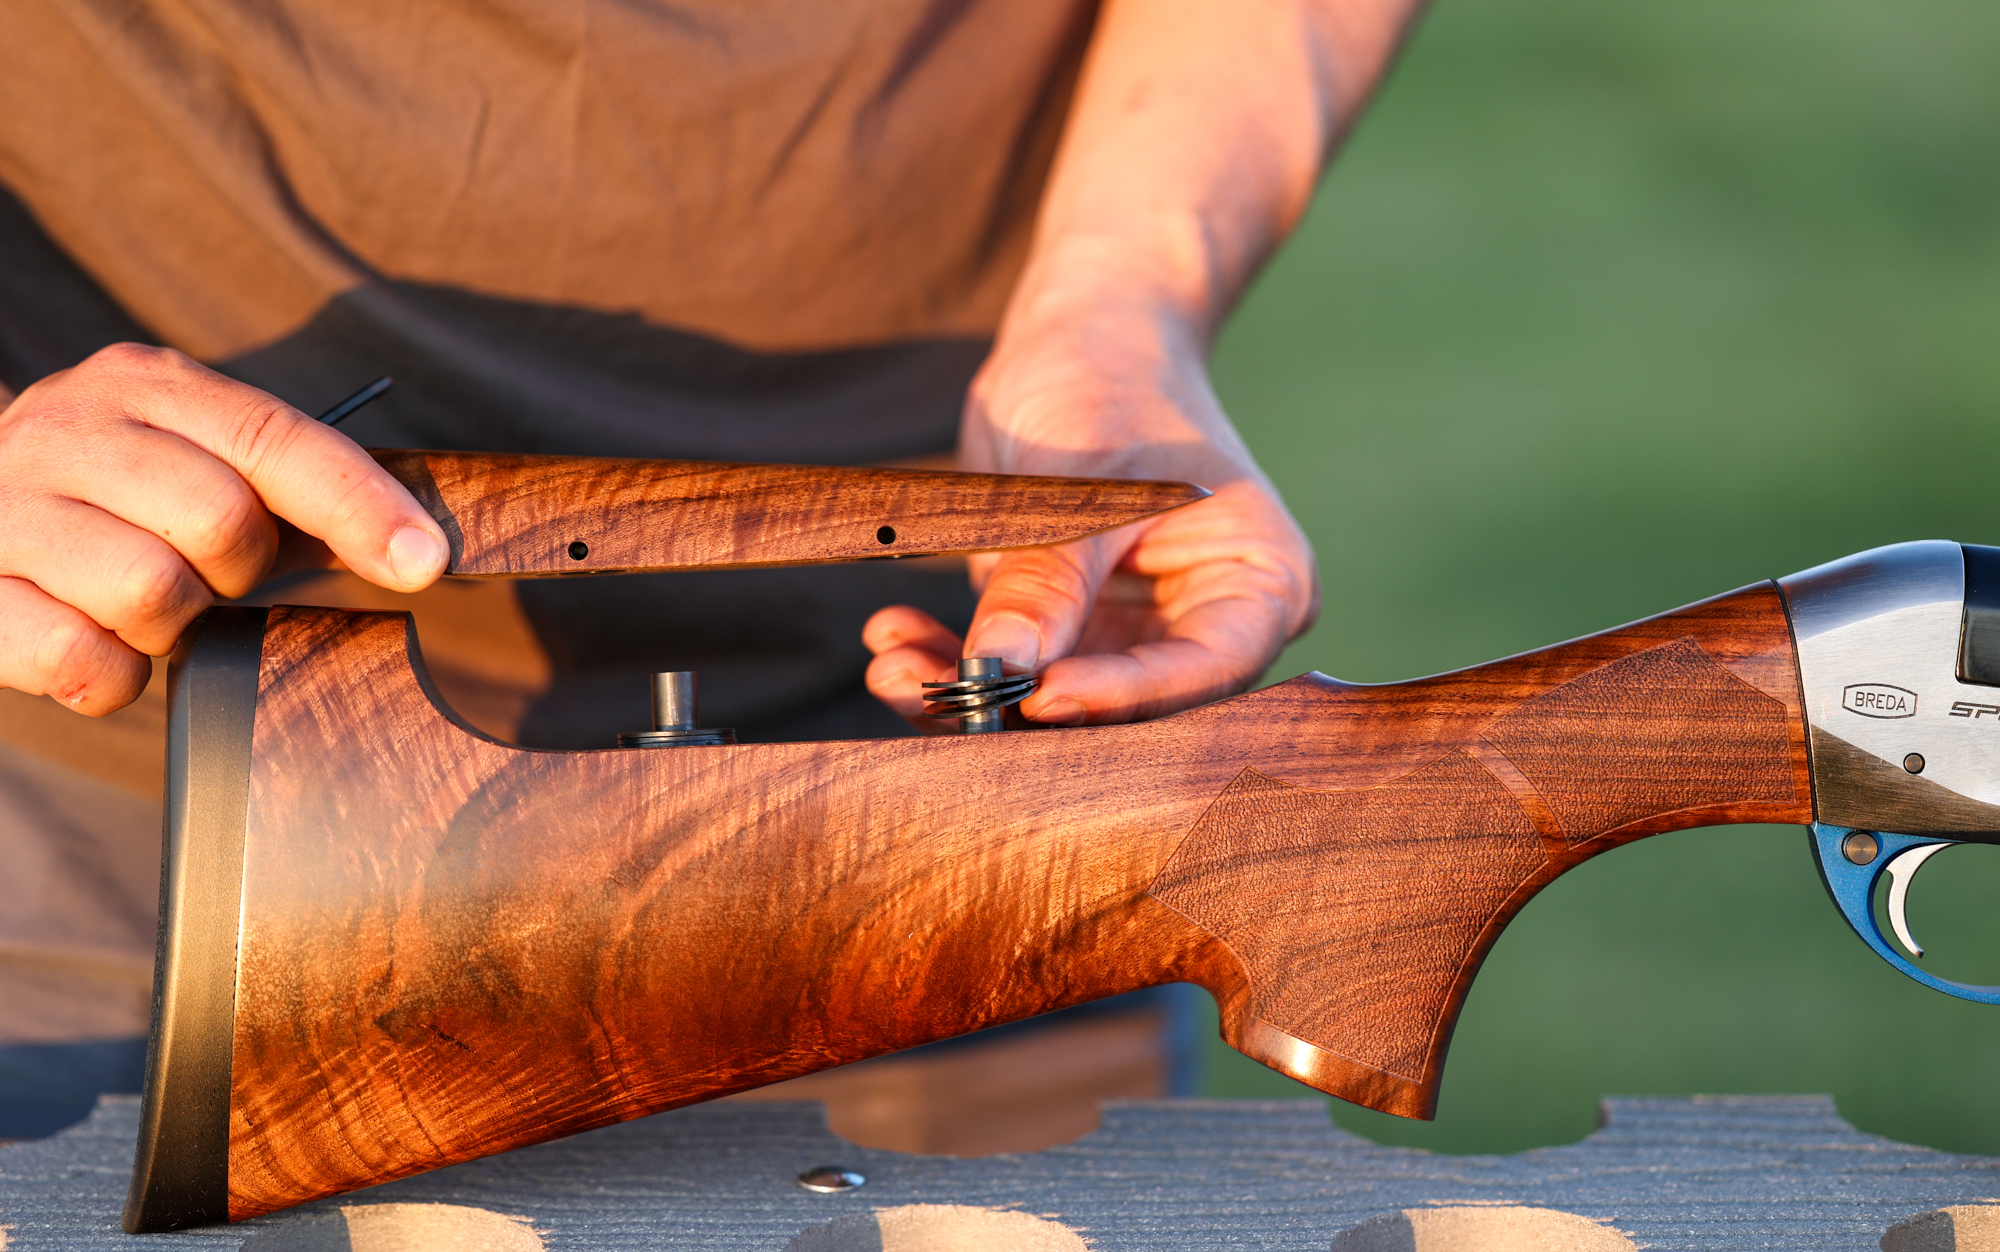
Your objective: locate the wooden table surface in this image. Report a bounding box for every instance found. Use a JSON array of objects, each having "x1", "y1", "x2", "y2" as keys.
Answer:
[{"x1": 2, "y1": 1095, "x2": 1994, "y2": 1250}]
